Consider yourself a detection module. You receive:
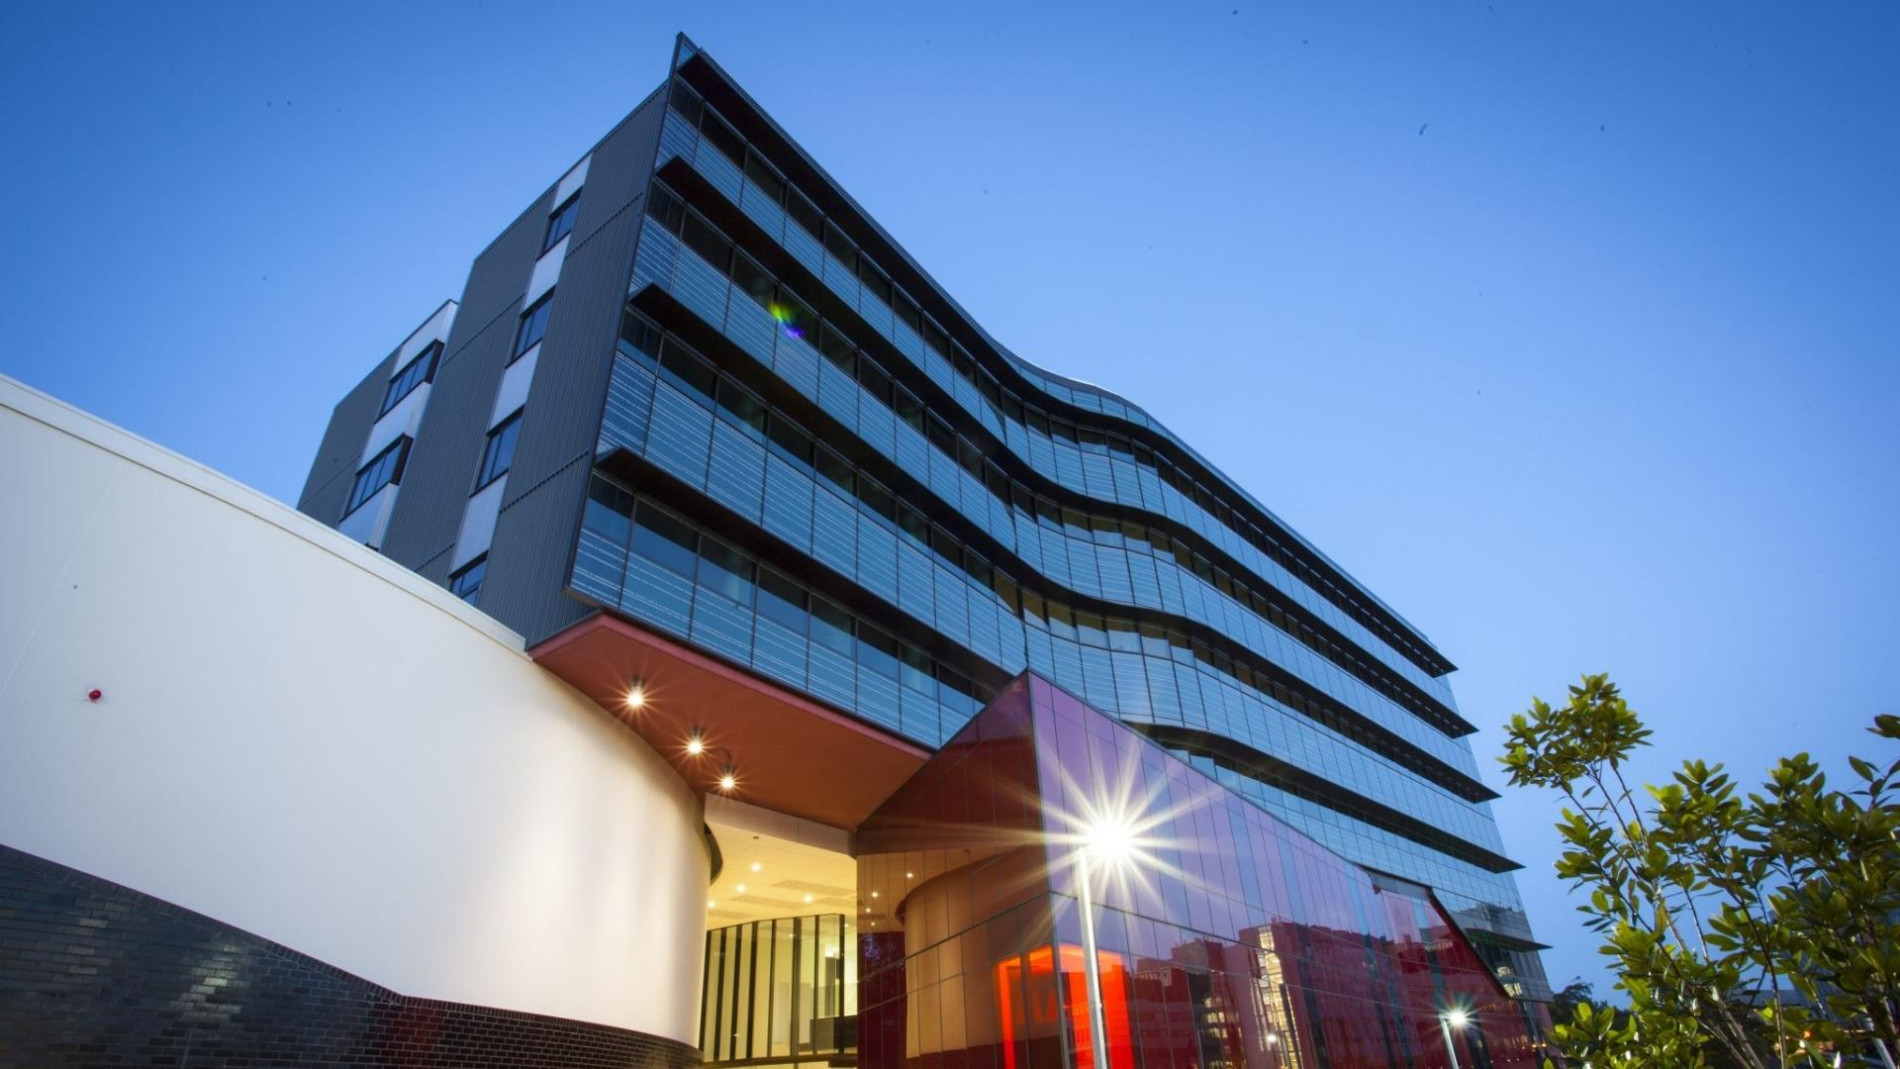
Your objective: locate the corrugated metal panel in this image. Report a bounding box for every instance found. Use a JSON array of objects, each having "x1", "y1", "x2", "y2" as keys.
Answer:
[
  {"x1": 454, "y1": 197, "x2": 549, "y2": 350},
  {"x1": 505, "y1": 207, "x2": 641, "y2": 492},
  {"x1": 378, "y1": 312, "x2": 513, "y2": 573},
  {"x1": 480, "y1": 92, "x2": 668, "y2": 642},
  {"x1": 482, "y1": 458, "x2": 597, "y2": 645},
  {"x1": 506, "y1": 90, "x2": 668, "y2": 491},
  {"x1": 296, "y1": 355, "x2": 394, "y2": 525},
  {"x1": 572, "y1": 86, "x2": 667, "y2": 246}
]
